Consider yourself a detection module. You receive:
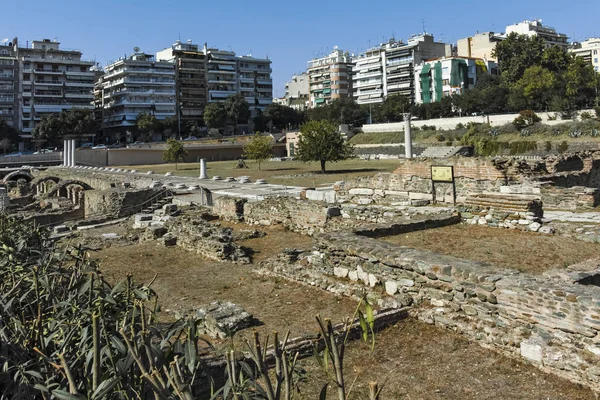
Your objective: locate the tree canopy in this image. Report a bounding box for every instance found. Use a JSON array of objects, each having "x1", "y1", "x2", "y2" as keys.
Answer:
[
  {"x1": 162, "y1": 138, "x2": 187, "y2": 169},
  {"x1": 32, "y1": 108, "x2": 98, "y2": 146},
  {"x1": 203, "y1": 102, "x2": 229, "y2": 130},
  {"x1": 297, "y1": 120, "x2": 354, "y2": 173},
  {"x1": 262, "y1": 103, "x2": 304, "y2": 130},
  {"x1": 243, "y1": 133, "x2": 273, "y2": 170},
  {"x1": 0, "y1": 119, "x2": 20, "y2": 148},
  {"x1": 224, "y1": 93, "x2": 250, "y2": 125}
]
